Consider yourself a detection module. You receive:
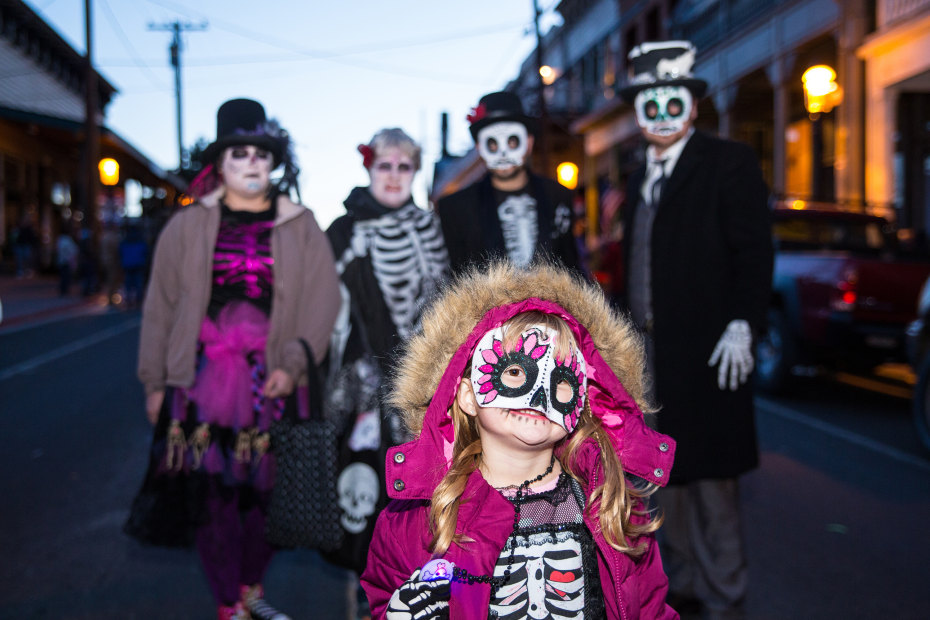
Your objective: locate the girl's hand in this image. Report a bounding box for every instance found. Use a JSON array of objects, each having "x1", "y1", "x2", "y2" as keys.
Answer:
[
  {"x1": 145, "y1": 390, "x2": 165, "y2": 425},
  {"x1": 263, "y1": 369, "x2": 295, "y2": 398},
  {"x1": 386, "y1": 568, "x2": 450, "y2": 619}
]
